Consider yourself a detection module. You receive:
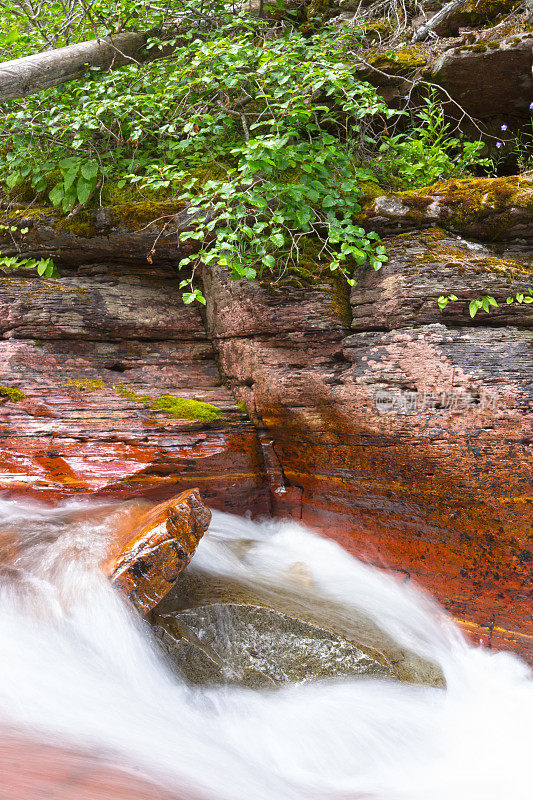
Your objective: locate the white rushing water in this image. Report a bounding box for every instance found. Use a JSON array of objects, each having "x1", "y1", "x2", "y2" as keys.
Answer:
[{"x1": 0, "y1": 498, "x2": 531, "y2": 800}]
